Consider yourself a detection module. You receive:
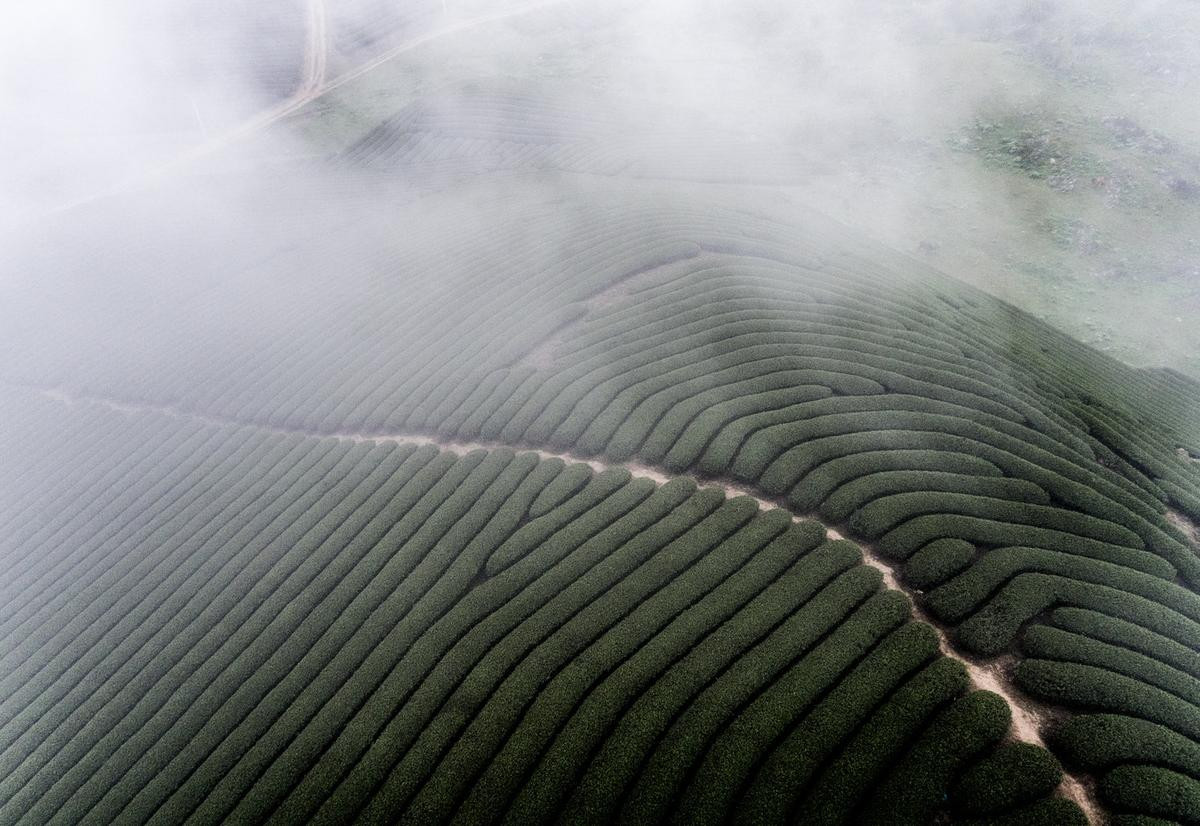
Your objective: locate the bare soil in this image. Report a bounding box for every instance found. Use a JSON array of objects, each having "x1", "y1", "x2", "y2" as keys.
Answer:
[{"x1": 1167, "y1": 507, "x2": 1200, "y2": 549}]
